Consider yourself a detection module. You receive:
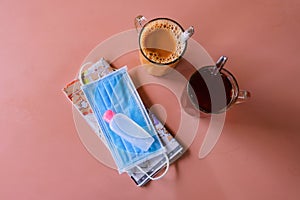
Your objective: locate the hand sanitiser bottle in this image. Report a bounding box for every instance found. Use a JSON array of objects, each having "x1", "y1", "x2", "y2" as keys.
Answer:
[{"x1": 103, "y1": 110, "x2": 155, "y2": 151}]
